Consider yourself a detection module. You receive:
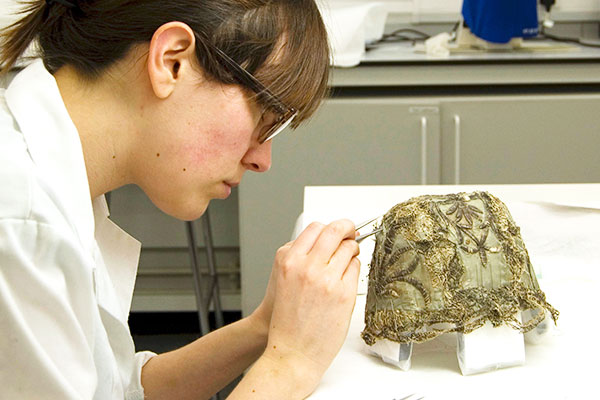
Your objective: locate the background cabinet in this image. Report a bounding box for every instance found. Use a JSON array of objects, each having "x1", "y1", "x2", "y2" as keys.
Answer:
[{"x1": 441, "y1": 95, "x2": 600, "y2": 184}]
